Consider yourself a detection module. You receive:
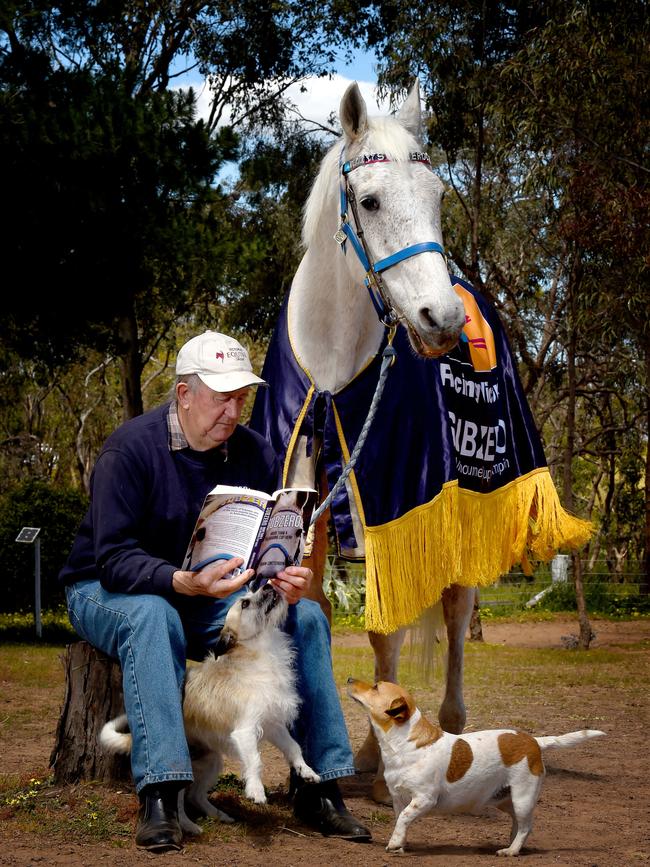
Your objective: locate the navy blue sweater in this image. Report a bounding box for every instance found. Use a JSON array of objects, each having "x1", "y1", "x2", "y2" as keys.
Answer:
[{"x1": 59, "y1": 403, "x2": 281, "y2": 595}]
